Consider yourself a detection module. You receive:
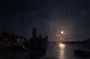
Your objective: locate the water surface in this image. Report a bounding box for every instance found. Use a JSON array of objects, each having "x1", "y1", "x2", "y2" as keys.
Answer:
[{"x1": 44, "y1": 42, "x2": 90, "y2": 59}]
